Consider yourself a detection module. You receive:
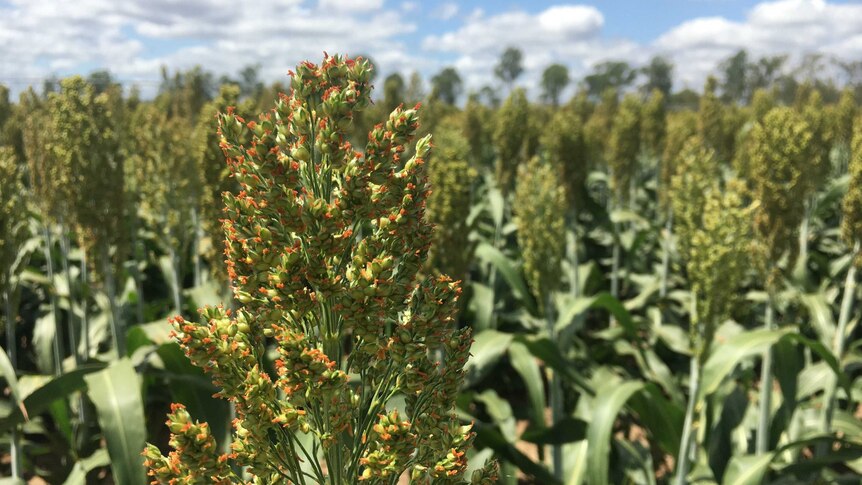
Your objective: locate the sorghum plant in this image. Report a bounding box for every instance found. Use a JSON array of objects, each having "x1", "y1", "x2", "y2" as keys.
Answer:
[
  {"x1": 822, "y1": 124, "x2": 862, "y2": 444},
  {"x1": 143, "y1": 54, "x2": 496, "y2": 485},
  {"x1": 493, "y1": 88, "x2": 530, "y2": 196},
  {"x1": 194, "y1": 84, "x2": 244, "y2": 283},
  {"x1": 541, "y1": 106, "x2": 589, "y2": 211},
  {"x1": 698, "y1": 77, "x2": 734, "y2": 163},
  {"x1": 427, "y1": 121, "x2": 477, "y2": 283},
  {"x1": 462, "y1": 94, "x2": 493, "y2": 168},
  {"x1": 606, "y1": 93, "x2": 641, "y2": 298},
  {"x1": 513, "y1": 154, "x2": 566, "y2": 478},
  {"x1": 129, "y1": 103, "x2": 200, "y2": 312},
  {"x1": 748, "y1": 106, "x2": 815, "y2": 454},
  {"x1": 640, "y1": 89, "x2": 667, "y2": 160},
  {"x1": 0, "y1": 146, "x2": 28, "y2": 480},
  {"x1": 583, "y1": 88, "x2": 617, "y2": 168},
  {"x1": 514, "y1": 155, "x2": 566, "y2": 312},
  {"x1": 673, "y1": 175, "x2": 752, "y2": 484},
  {"x1": 49, "y1": 78, "x2": 127, "y2": 358},
  {"x1": 658, "y1": 110, "x2": 697, "y2": 297}
]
